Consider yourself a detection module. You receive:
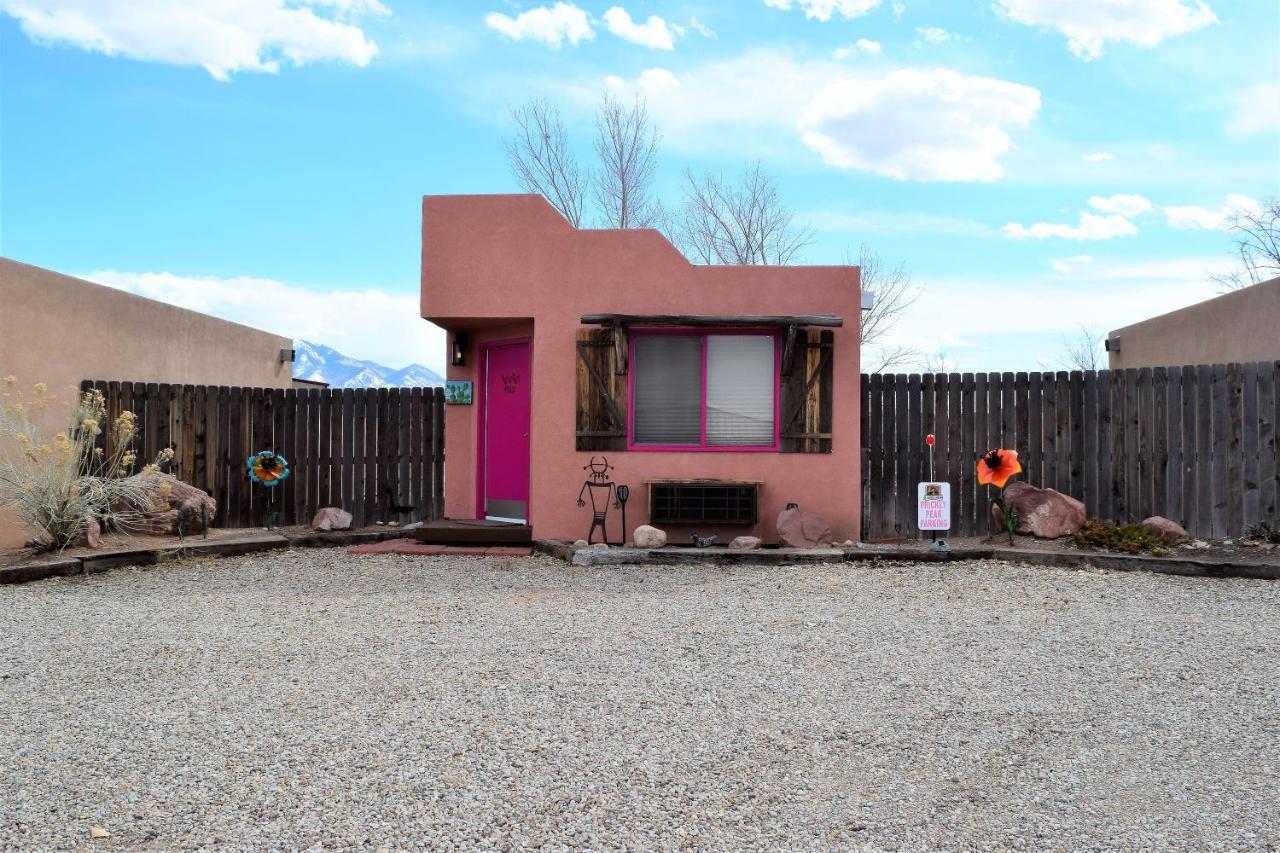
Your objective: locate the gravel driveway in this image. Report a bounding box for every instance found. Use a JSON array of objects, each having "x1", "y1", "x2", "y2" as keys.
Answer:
[{"x1": 2, "y1": 551, "x2": 1278, "y2": 851}]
